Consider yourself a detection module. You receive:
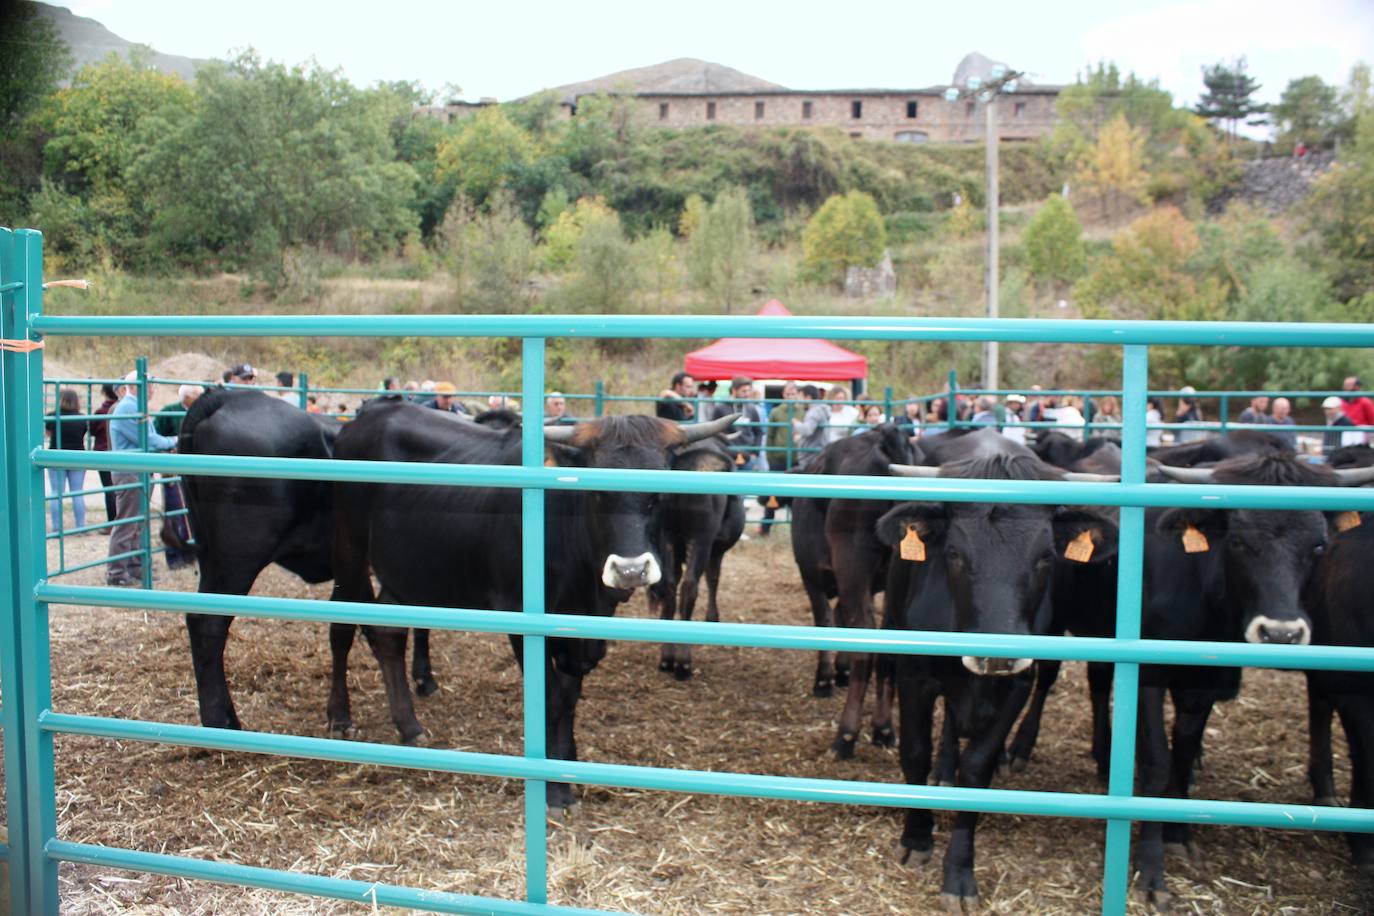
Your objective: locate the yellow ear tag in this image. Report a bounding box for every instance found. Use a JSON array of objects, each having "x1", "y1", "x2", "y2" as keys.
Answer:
[
  {"x1": 900, "y1": 525, "x2": 926, "y2": 562},
  {"x1": 735, "y1": 452, "x2": 746, "y2": 465},
  {"x1": 1182, "y1": 524, "x2": 1209, "y2": 554},
  {"x1": 1063, "y1": 529, "x2": 1095, "y2": 563},
  {"x1": 1336, "y1": 511, "x2": 1362, "y2": 532},
  {"x1": 544, "y1": 456, "x2": 557, "y2": 467},
  {"x1": 766, "y1": 495, "x2": 779, "y2": 509}
]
